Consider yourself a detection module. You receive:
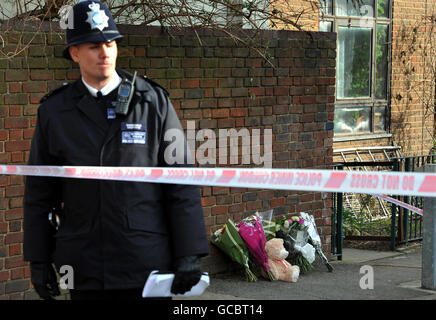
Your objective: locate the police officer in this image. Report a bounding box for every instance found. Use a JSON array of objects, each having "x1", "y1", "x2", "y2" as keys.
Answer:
[{"x1": 23, "y1": 0, "x2": 209, "y2": 300}]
